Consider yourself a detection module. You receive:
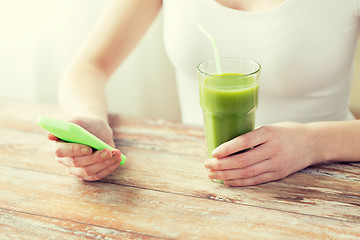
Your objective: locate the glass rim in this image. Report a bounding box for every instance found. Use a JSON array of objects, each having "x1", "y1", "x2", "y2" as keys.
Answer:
[{"x1": 197, "y1": 57, "x2": 261, "y2": 77}]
